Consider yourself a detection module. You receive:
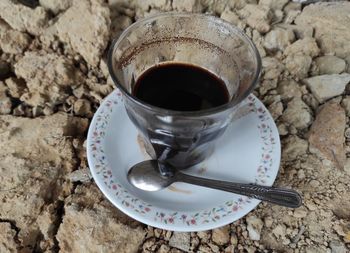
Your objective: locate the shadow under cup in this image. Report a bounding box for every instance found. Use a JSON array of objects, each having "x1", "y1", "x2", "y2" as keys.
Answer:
[{"x1": 108, "y1": 13, "x2": 261, "y2": 169}]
